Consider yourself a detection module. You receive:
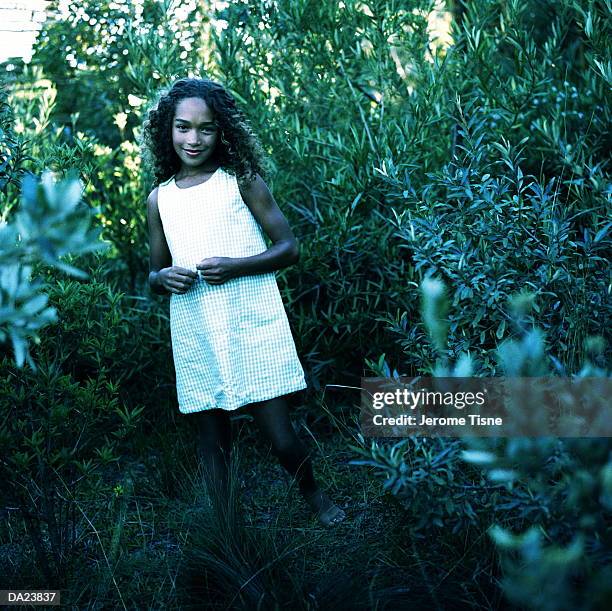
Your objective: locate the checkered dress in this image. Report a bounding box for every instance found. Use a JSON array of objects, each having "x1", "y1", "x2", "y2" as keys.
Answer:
[{"x1": 157, "y1": 167, "x2": 307, "y2": 413}]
